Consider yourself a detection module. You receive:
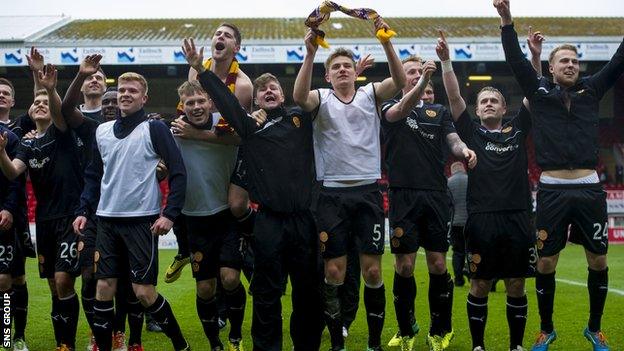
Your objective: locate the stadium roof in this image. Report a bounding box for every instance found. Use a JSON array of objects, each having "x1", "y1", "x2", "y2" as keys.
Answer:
[
  {"x1": 33, "y1": 17, "x2": 624, "y2": 45},
  {"x1": 0, "y1": 15, "x2": 70, "y2": 42}
]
